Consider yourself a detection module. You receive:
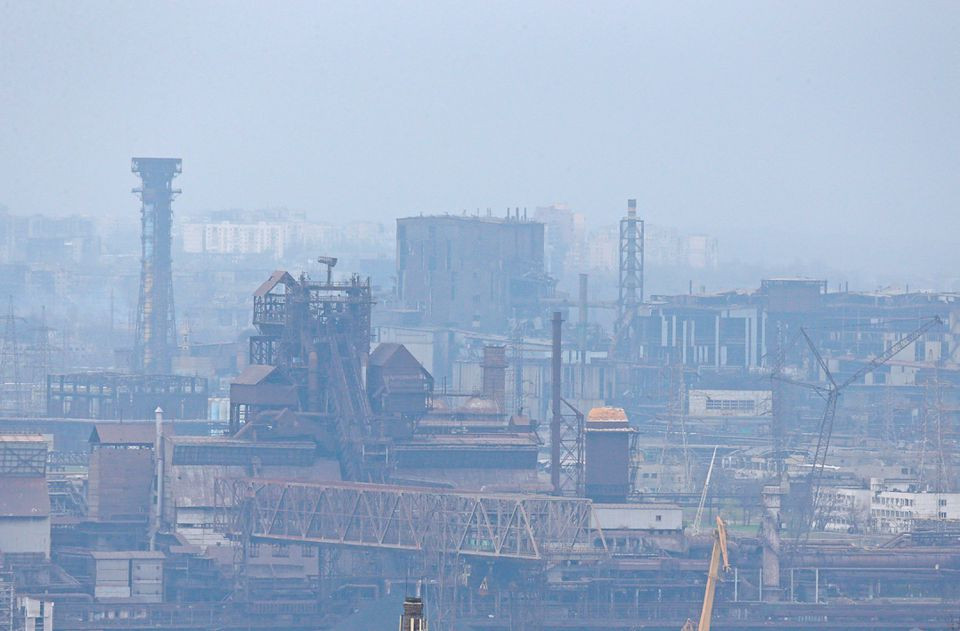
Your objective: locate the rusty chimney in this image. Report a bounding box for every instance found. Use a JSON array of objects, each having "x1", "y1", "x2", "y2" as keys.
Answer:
[{"x1": 481, "y1": 345, "x2": 508, "y2": 413}]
